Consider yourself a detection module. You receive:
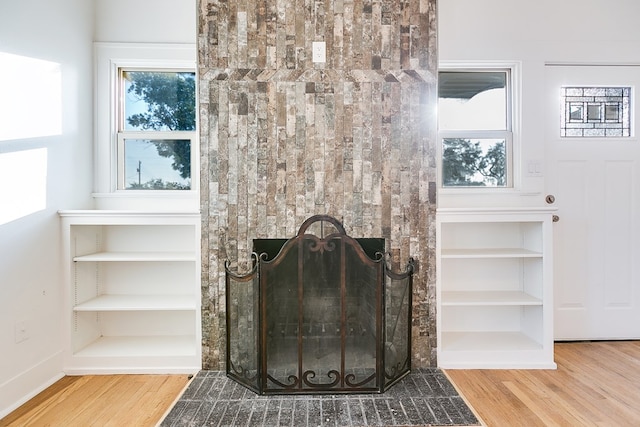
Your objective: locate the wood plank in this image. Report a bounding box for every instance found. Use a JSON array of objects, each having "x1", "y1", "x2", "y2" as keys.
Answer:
[
  {"x1": 1, "y1": 342, "x2": 639, "y2": 426},
  {"x1": 0, "y1": 375, "x2": 191, "y2": 427},
  {"x1": 447, "y1": 341, "x2": 640, "y2": 426},
  {"x1": 0, "y1": 376, "x2": 81, "y2": 426}
]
